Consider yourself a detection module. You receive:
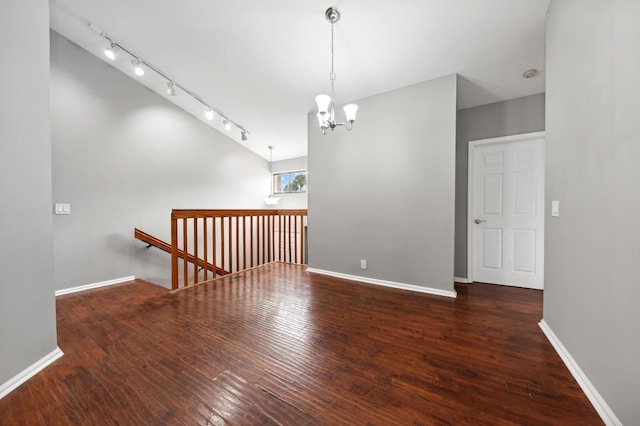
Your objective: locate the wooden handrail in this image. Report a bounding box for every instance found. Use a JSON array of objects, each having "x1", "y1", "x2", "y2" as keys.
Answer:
[
  {"x1": 134, "y1": 228, "x2": 229, "y2": 276},
  {"x1": 170, "y1": 209, "x2": 308, "y2": 290},
  {"x1": 171, "y1": 209, "x2": 308, "y2": 219}
]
